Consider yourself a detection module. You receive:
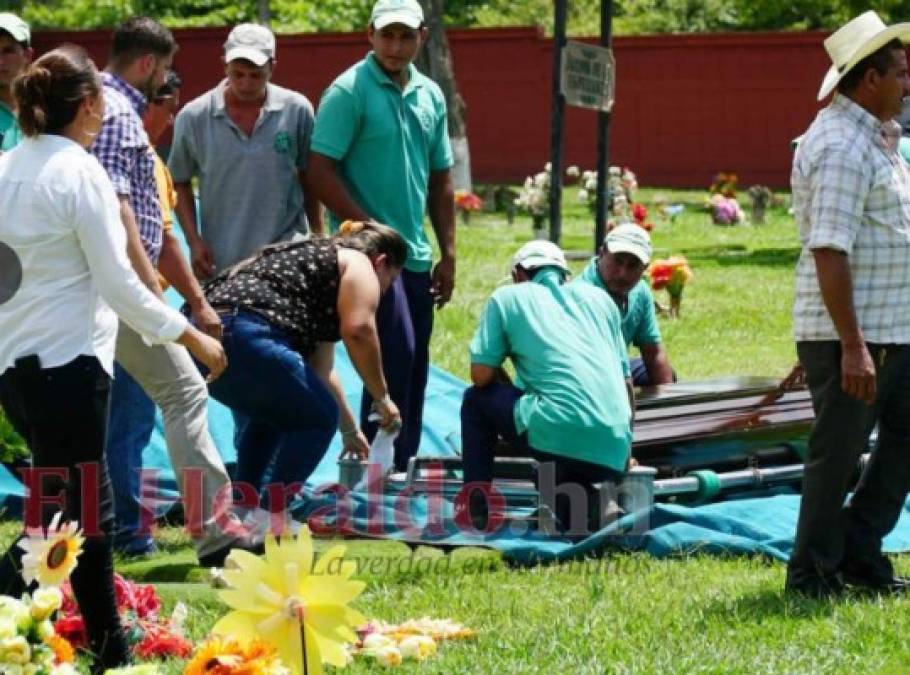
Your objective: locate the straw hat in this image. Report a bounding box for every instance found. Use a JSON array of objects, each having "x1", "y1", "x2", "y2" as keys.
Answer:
[{"x1": 818, "y1": 10, "x2": 910, "y2": 101}]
